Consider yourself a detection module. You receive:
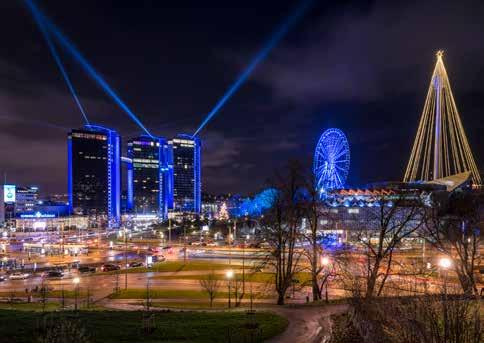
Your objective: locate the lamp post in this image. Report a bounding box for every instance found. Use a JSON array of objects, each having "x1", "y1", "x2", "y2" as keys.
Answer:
[
  {"x1": 73, "y1": 277, "x2": 80, "y2": 310},
  {"x1": 226, "y1": 269, "x2": 234, "y2": 308},
  {"x1": 321, "y1": 256, "x2": 330, "y2": 303},
  {"x1": 438, "y1": 257, "x2": 452, "y2": 293},
  {"x1": 124, "y1": 228, "x2": 128, "y2": 290}
]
